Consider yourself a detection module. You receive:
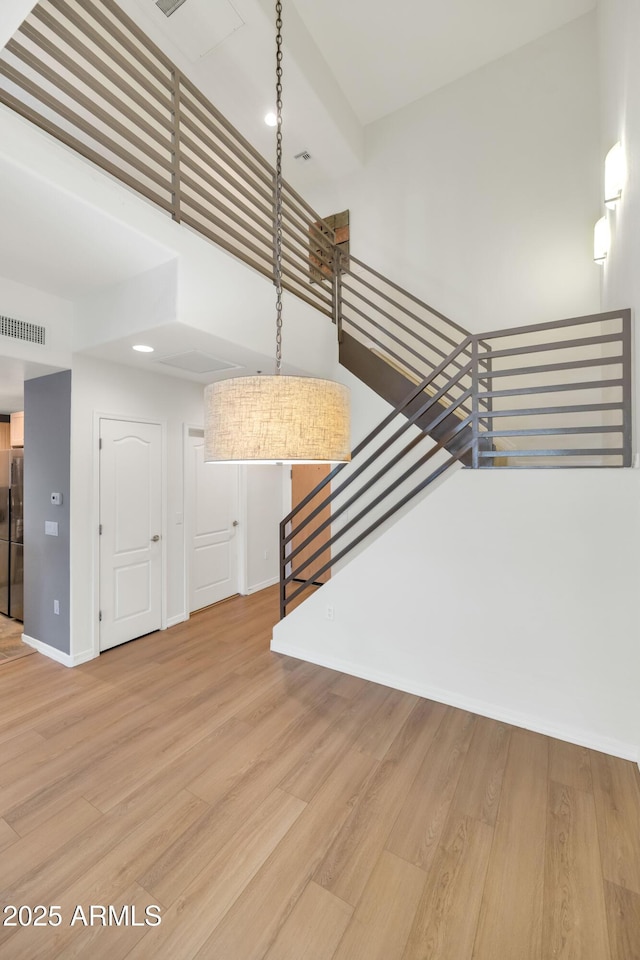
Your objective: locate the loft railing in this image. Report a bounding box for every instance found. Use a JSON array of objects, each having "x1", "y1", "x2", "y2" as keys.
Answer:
[
  {"x1": 280, "y1": 308, "x2": 632, "y2": 616},
  {"x1": 0, "y1": 0, "x2": 336, "y2": 317}
]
